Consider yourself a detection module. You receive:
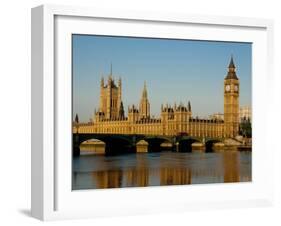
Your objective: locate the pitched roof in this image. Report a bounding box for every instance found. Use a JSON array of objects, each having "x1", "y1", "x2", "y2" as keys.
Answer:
[{"x1": 225, "y1": 56, "x2": 239, "y2": 80}]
